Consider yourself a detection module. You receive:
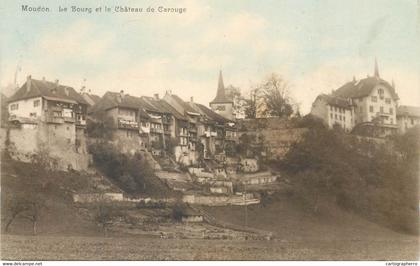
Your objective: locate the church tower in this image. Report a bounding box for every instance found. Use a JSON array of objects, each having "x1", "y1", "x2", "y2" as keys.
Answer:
[{"x1": 209, "y1": 70, "x2": 234, "y2": 120}]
